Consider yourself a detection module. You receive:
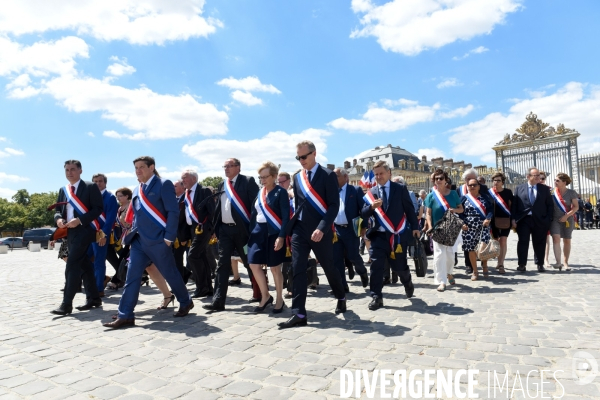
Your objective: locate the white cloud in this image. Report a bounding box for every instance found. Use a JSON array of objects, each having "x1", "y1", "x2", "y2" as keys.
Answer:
[
  {"x1": 87, "y1": 132, "x2": 95, "y2": 137},
  {"x1": 217, "y1": 76, "x2": 281, "y2": 94},
  {"x1": 437, "y1": 78, "x2": 461, "y2": 89},
  {"x1": 328, "y1": 99, "x2": 474, "y2": 134},
  {"x1": 453, "y1": 45, "x2": 489, "y2": 60},
  {"x1": 182, "y1": 129, "x2": 332, "y2": 178},
  {"x1": 230, "y1": 90, "x2": 262, "y2": 106},
  {"x1": 350, "y1": 0, "x2": 521, "y2": 55},
  {"x1": 0, "y1": 187, "x2": 17, "y2": 199},
  {"x1": 106, "y1": 57, "x2": 136, "y2": 76},
  {"x1": 0, "y1": 172, "x2": 29, "y2": 183},
  {"x1": 449, "y1": 82, "x2": 600, "y2": 163},
  {"x1": 416, "y1": 148, "x2": 446, "y2": 159},
  {"x1": 0, "y1": 0, "x2": 222, "y2": 45},
  {"x1": 0, "y1": 137, "x2": 6, "y2": 142},
  {"x1": 3, "y1": 148, "x2": 24, "y2": 156}
]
